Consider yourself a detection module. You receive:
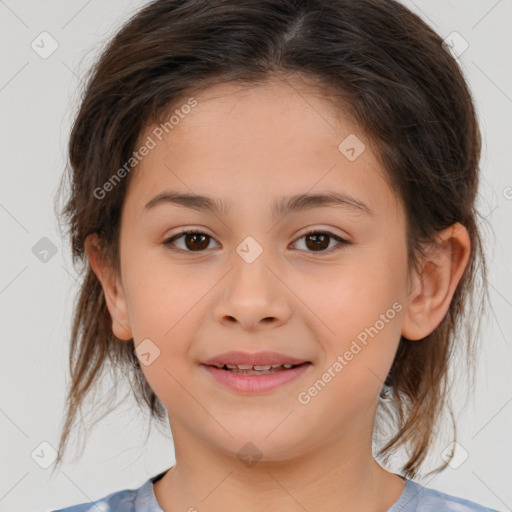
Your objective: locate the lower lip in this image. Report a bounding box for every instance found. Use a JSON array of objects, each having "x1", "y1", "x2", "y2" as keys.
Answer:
[{"x1": 202, "y1": 363, "x2": 312, "y2": 393}]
